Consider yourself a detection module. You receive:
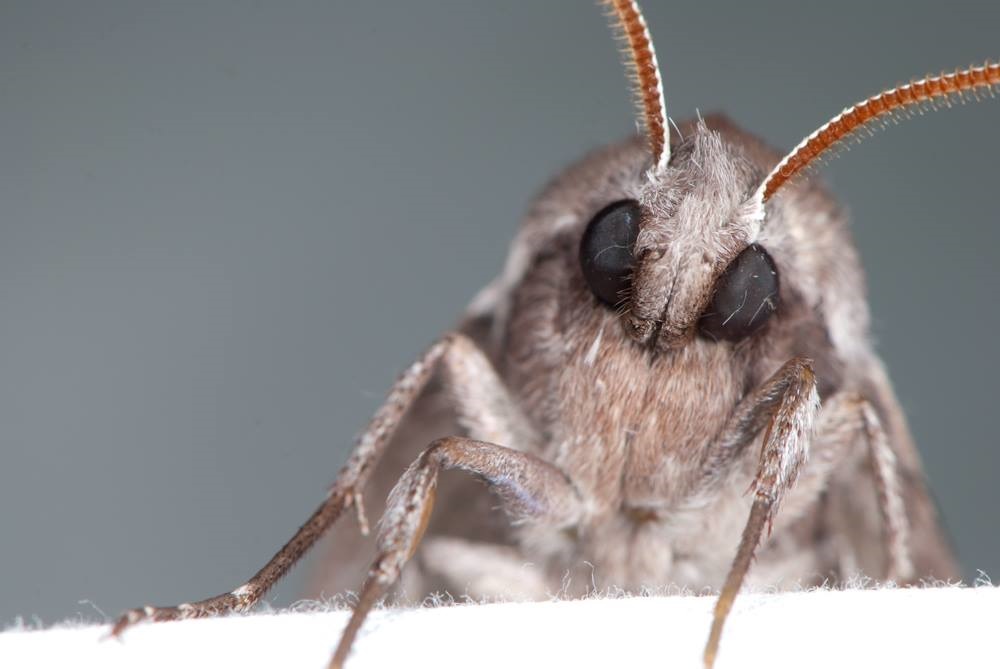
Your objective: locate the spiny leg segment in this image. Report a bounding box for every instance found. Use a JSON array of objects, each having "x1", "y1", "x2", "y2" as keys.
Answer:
[
  {"x1": 329, "y1": 437, "x2": 581, "y2": 669},
  {"x1": 702, "y1": 357, "x2": 820, "y2": 669},
  {"x1": 110, "y1": 332, "x2": 530, "y2": 635},
  {"x1": 700, "y1": 360, "x2": 918, "y2": 667}
]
